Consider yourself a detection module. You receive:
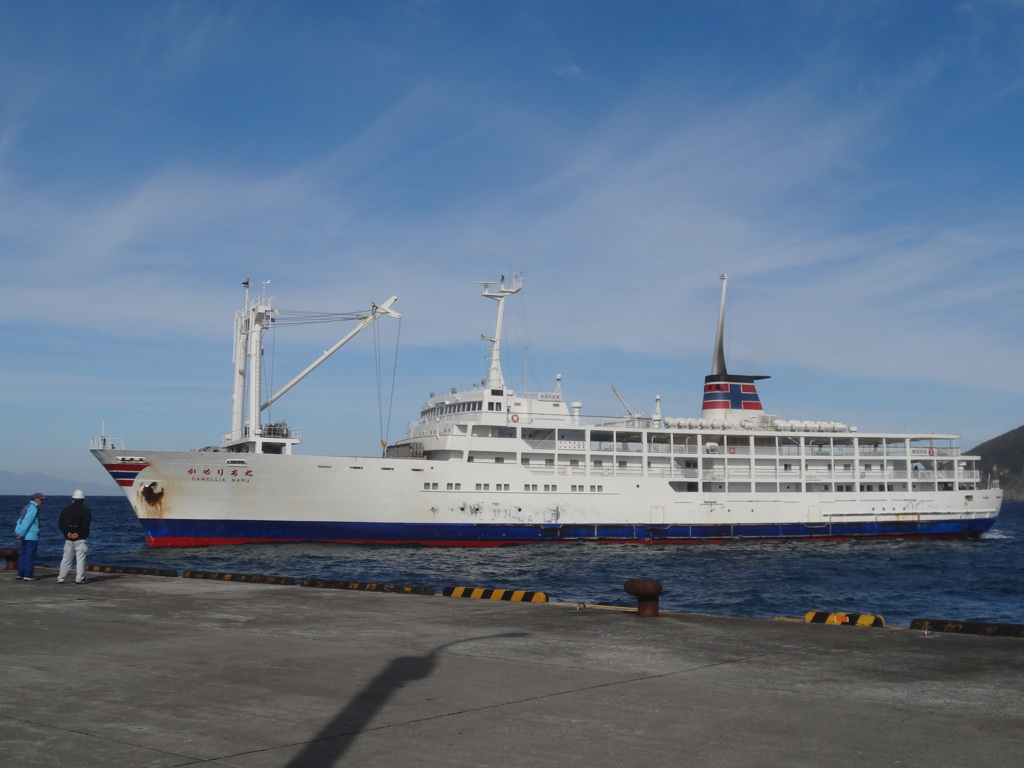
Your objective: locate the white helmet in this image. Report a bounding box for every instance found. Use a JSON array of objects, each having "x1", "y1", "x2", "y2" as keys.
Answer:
[{"x1": 72, "y1": 490, "x2": 85, "y2": 500}]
